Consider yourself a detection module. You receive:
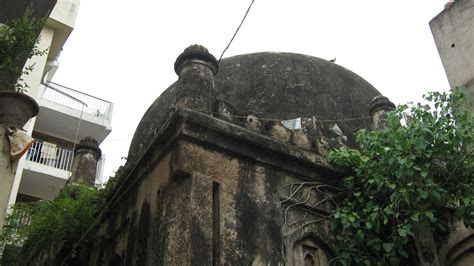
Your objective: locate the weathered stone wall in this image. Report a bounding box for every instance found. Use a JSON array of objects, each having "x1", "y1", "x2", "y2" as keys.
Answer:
[
  {"x1": 69, "y1": 137, "x2": 101, "y2": 185},
  {"x1": 178, "y1": 140, "x2": 283, "y2": 265},
  {"x1": 89, "y1": 152, "x2": 172, "y2": 265},
  {"x1": 438, "y1": 221, "x2": 474, "y2": 266},
  {"x1": 430, "y1": 2, "x2": 474, "y2": 262},
  {"x1": 88, "y1": 108, "x2": 339, "y2": 265}
]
